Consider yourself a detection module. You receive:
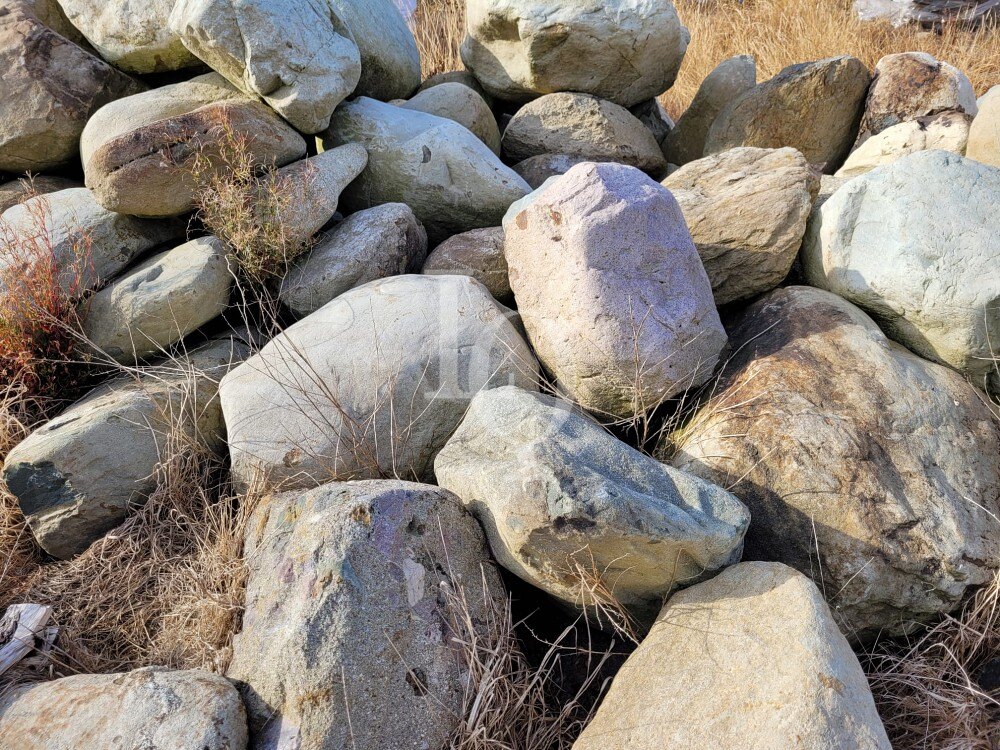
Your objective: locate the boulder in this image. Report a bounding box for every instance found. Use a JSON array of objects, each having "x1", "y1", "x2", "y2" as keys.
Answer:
[
  {"x1": 460, "y1": 0, "x2": 689, "y2": 107},
  {"x1": 857, "y1": 52, "x2": 977, "y2": 144},
  {"x1": 263, "y1": 143, "x2": 368, "y2": 250},
  {"x1": 0, "y1": 188, "x2": 185, "y2": 295},
  {"x1": 435, "y1": 386, "x2": 749, "y2": 628},
  {"x1": 662, "y1": 146, "x2": 819, "y2": 305},
  {"x1": 327, "y1": 0, "x2": 420, "y2": 101},
  {"x1": 512, "y1": 153, "x2": 591, "y2": 189},
  {"x1": 573, "y1": 562, "x2": 891, "y2": 750},
  {"x1": 668, "y1": 286, "x2": 1000, "y2": 639},
  {"x1": 418, "y1": 70, "x2": 492, "y2": 104},
  {"x1": 398, "y1": 82, "x2": 501, "y2": 154},
  {"x1": 836, "y1": 111, "x2": 972, "y2": 177},
  {"x1": 83, "y1": 237, "x2": 232, "y2": 364},
  {"x1": 968, "y1": 87, "x2": 1000, "y2": 167},
  {"x1": 169, "y1": 0, "x2": 361, "y2": 134},
  {"x1": 503, "y1": 162, "x2": 725, "y2": 419},
  {"x1": 629, "y1": 98, "x2": 675, "y2": 149},
  {"x1": 17, "y1": 0, "x2": 86, "y2": 43},
  {"x1": 221, "y1": 274, "x2": 539, "y2": 490},
  {"x1": 705, "y1": 56, "x2": 871, "y2": 172},
  {"x1": 422, "y1": 226, "x2": 510, "y2": 303},
  {"x1": 663, "y1": 55, "x2": 757, "y2": 166},
  {"x1": 53, "y1": 0, "x2": 200, "y2": 73},
  {"x1": 0, "y1": 667, "x2": 247, "y2": 750},
  {"x1": 0, "y1": 175, "x2": 80, "y2": 214},
  {"x1": 3, "y1": 338, "x2": 247, "y2": 558},
  {"x1": 82, "y1": 75, "x2": 306, "y2": 217},
  {"x1": 502, "y1": 93, "x2": 668, "y2": 174},
  {"x1": 227, "y1": 480, "x2": 503, "y2": 750},
  {"x1": 320, "y1": 97, "x2": 530, "y2": 244},
  {"x1": 0, "y1": 5, "x2": 144, "y2": 172},
  {"x1": 279, "y1": 203, "x2": 427, "y2": 317},
  {"x1": 803, "y1": 150, "x2": 1000, "y2": 392}
]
